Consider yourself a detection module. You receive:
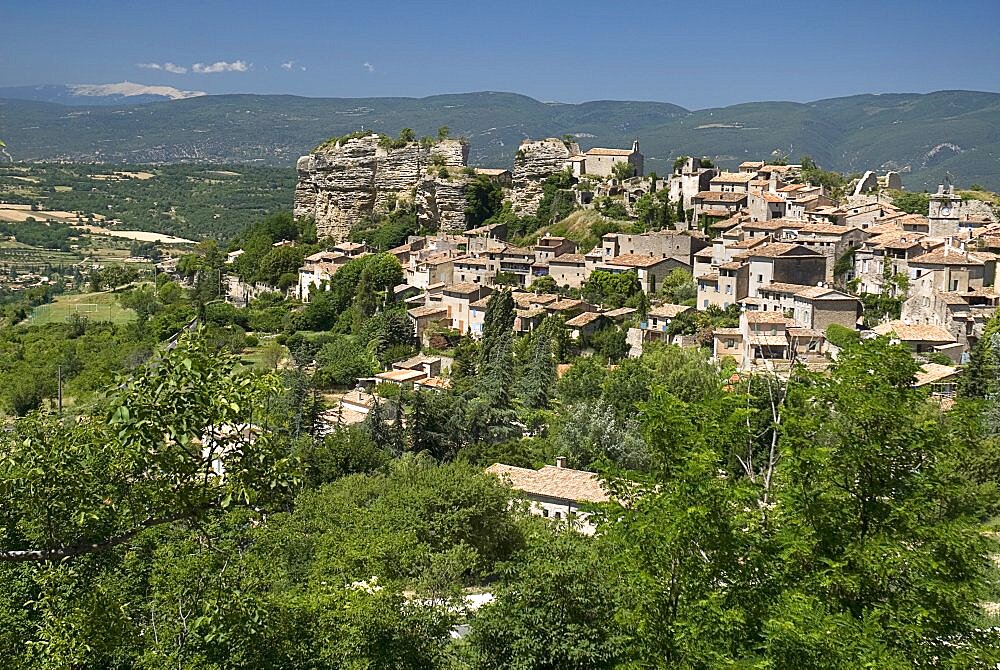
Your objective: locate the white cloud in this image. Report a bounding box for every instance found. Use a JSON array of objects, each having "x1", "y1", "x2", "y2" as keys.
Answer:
[
  {"x1": 137, "y1": 62, "x2": 188, "y2": 74},
  {"x1": 191, "y1": 60, "x2": 250, "y2": 74},
  {"x1": 363, "y1": 62, "x2": 376, "y2": 73},
  {"x1": 281, "y1": 61, "x2": 294, "y2": 71}
]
